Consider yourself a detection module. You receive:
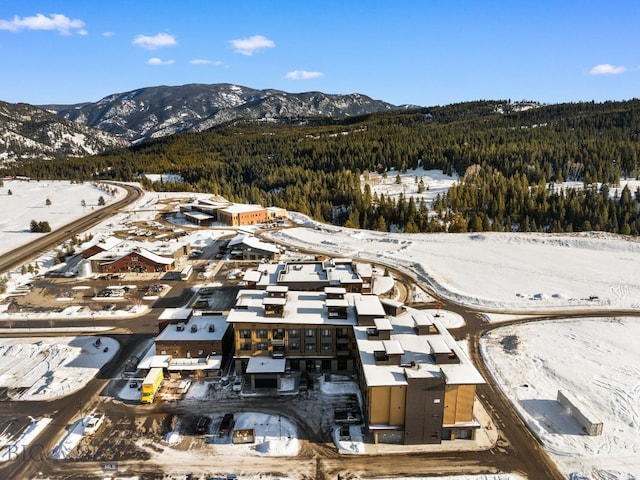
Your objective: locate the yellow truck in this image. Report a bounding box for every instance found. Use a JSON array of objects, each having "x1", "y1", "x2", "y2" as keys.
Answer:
[{"x1": 140, "y1": 367, "x2": 164, "y2": 404}]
